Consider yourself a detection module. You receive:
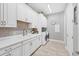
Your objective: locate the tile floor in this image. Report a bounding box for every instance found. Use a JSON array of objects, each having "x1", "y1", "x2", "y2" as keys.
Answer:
[{"x1": 33, "y1": 40, "x2": 69, "y2": 56}]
